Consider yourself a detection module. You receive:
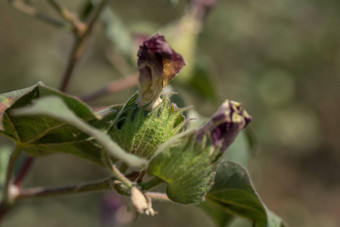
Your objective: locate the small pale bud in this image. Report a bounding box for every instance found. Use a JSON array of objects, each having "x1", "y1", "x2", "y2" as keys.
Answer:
[{"x1": 130, "y1": 187, "x2": 156, "y2": 216}]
